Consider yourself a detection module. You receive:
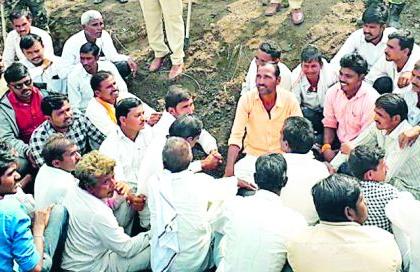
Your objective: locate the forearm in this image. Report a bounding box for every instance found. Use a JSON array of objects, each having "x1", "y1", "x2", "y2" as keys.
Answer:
[
  {"x1": 224, "y1": 145, "x2": 240, "y2": 176},
  {"x1": 32, "y1": 226, "x2": 45, "y2": 269},
  {"x1": 323, "y1": 127, "x2": 336, "y2": 145}
]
